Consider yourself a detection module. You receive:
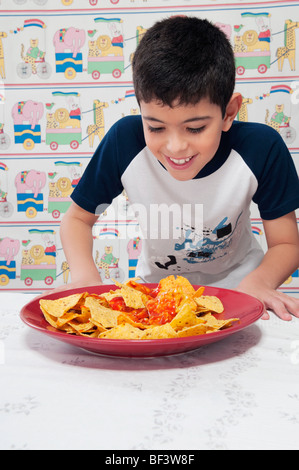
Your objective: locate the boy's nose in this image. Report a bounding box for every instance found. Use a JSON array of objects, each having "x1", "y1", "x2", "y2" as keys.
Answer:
[{"x1": 166, "y1": 133, "x2": 188, "y2": 155}]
